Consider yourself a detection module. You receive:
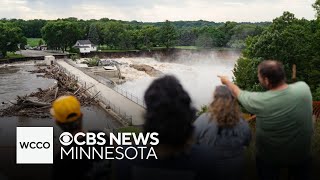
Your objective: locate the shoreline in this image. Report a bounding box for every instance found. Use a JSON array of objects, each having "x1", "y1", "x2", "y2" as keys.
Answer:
[{"x1": 0, "y1": 48, "x2": 242, "y2": 64}]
